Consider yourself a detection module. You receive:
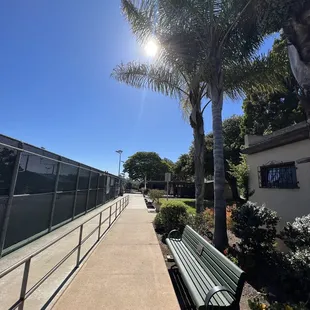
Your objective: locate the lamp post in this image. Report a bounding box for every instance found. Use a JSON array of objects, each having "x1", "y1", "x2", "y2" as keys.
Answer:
[{"x1": 115, "y1": 150, "x2": 123, "y2": 176}]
